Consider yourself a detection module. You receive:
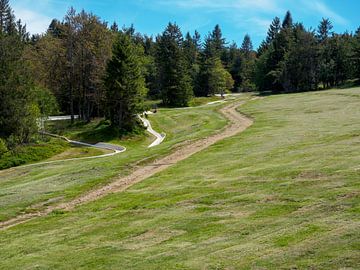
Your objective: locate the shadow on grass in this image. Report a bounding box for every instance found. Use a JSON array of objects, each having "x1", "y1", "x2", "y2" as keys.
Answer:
[{"x1": 74, "y1": 120, "x2": 146, "y2": 144}]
